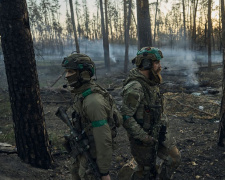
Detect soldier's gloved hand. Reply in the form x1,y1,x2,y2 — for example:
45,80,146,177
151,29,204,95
142,135,158,145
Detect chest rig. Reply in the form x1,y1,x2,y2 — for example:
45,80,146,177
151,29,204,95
139,82,162,138
125,78,163,141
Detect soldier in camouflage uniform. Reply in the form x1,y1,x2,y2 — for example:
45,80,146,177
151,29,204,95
61,53,121,180
121,47,181,180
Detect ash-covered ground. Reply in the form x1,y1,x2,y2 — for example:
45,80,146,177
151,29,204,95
0,57,225,180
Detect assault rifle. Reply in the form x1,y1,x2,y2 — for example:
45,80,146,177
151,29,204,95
55,106,101,180
150,105,167,143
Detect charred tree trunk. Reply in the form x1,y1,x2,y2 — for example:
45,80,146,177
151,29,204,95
0,0,52,168
219,49,225,147
69,0,80,53
222,0,225,49
218,0,225,147
124,0,132,73
136,0,152,49
208,0,212,68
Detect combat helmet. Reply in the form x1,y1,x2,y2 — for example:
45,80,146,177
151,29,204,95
62,53,95,77
62,53,95,87
132,47,163,70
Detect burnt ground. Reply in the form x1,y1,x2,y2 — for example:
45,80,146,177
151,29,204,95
0,60,225,180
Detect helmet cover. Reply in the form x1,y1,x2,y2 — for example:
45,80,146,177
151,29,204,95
132,47,163,69
62,53,95,77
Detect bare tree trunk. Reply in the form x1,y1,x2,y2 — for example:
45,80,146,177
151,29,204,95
222,0,225,49
104,0,110,71
69,0,80,53
182,0,187,50
153,0,159,45
219,0,222,51
192,0,198,50
100,0,110,70
208,0,212,68
124,0,132,73
0,0,52,168
75,0,81,39
131,9,137,33
110,19,113,42
212,28,215,51
96,1,100,40
124,0,127,45
136,0,152,49
218,0,225,147
205,22,207,50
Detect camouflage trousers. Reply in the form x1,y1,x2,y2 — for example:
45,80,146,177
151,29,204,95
70,155,96,180
156,144,181,180
130,139,157,180
119,139,181,180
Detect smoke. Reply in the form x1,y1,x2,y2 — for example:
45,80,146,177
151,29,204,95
161,49,200,86
32,38,223,87
38,38,138,63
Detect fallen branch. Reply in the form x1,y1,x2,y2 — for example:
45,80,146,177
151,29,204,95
0,149,17,154
166,98,215,117
0,143,17,154
43,100,70,104
199,101,220,107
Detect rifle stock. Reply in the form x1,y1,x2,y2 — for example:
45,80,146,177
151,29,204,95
55,106,101,180
55,106,73,128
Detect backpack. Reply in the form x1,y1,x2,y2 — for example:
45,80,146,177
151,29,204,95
79,84,122,138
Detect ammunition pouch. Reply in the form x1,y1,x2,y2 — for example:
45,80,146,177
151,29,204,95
143,105,162,135
143,105,151,130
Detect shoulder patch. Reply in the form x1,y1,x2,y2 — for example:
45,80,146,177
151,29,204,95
122,81,143,109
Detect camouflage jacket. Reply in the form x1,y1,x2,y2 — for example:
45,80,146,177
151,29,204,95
71,80,120,174
121,68,163,143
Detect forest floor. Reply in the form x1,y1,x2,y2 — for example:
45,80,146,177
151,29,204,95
0,60,225,180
